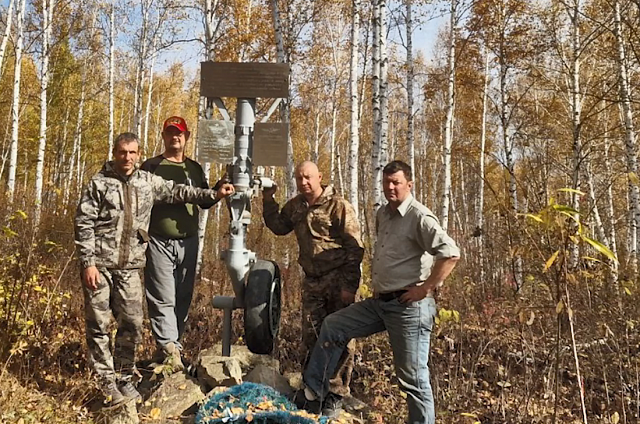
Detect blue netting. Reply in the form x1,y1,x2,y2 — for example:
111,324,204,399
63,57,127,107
195,382,329,424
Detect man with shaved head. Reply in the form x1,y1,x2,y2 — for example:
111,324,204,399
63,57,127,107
262,161,364,417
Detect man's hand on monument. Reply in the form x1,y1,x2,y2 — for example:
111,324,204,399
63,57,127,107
216,183,235,200
263,185,277,199
83,266,100,291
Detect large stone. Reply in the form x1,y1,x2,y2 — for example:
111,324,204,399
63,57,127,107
200,344,280,373
284,371,303,390
244,364,294,398
94,399,139,424
197,356,243,390
140,372,206,421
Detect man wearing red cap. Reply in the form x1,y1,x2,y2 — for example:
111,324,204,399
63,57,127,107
141,116,219,371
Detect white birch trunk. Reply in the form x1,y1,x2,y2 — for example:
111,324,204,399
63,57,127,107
108,2,115,160
133,0,151,136
0,0,15,75
378,0,388,179
63,75,86,209
476,50,489,288
330,107,337,183
371,0,382,212
603,131,620,292
568,0,582,269
34,0,54,225
586,160,606,245
142,53,156,159
614,0,640,277
271,0,295,198
406,0,415,187
440,0,457,231
196,0,222,275
348,0,360,213
7,0,26,202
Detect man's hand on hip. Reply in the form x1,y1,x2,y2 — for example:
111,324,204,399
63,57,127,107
399,284,434,304
83,266,100,291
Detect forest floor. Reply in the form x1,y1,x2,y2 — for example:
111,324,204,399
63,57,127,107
1,264,633,424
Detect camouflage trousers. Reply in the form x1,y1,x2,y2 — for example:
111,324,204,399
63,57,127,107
83,268,143,383
302,268,356,397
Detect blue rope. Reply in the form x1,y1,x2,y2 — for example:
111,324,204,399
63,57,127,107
196,382,328,424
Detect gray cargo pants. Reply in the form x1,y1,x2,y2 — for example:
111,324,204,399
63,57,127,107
144,234,199,350
83,268,143,382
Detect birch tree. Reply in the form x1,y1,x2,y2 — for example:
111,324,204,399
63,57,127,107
440,0,457,231
0,0,14,75
108,2,116,160
196,0,225,273
348,0,361,213
476,50,489,289
405,0,415,186
371,0,388,212
34,0,55,225
614,0,640,277
271,0,296,198
7,0,26,202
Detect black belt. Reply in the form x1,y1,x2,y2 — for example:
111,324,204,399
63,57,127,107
376,290,407,302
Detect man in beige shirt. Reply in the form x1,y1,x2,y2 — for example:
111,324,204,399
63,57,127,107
296,160,460,423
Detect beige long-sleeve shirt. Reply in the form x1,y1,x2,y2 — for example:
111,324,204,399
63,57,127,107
372,194,460,293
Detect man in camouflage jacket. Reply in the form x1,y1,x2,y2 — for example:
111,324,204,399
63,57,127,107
262,161,364,405
74,132,234,405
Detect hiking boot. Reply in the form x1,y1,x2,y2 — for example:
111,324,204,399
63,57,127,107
118,381,142,403
102,379,126,406
293,389,321,414
162,342,184,372
321,392,343,419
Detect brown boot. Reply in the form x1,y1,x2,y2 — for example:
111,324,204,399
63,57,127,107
162,342,184,373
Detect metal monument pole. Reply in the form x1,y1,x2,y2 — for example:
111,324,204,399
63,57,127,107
199,63,289,357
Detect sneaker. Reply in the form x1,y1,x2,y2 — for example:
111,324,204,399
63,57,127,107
321,392,343,418
162,342,184,372
118,381,142,402
102,379,126,406
293,389,321,414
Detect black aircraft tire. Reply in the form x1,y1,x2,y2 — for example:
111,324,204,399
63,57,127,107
244,260,281,354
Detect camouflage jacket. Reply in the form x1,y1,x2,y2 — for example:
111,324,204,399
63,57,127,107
74,161,220,270
263,185,364,293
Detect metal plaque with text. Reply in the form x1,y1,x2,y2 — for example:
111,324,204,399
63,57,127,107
200,62,290,98
253,123,289,167
196,119,235,163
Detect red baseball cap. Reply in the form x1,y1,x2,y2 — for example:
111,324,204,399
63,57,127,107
163,116,188,132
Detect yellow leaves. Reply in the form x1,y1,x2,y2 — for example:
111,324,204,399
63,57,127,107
149,407,162,419
522,213,543,223
518,310,535,326
581,235,618,263
544,250,559,272
10,340,28,356
557,188,585,196
3,226,18,238
612,411,620,424
460,412,481,423
629,172,640,186
556,300,564,315
178,384,187,390
437,308,460,325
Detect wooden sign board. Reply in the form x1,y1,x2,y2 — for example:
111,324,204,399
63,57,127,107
253,123,289,167
200,62,289,98
196,119,235,163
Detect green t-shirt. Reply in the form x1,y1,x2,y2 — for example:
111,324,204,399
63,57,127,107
143,157,210,239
